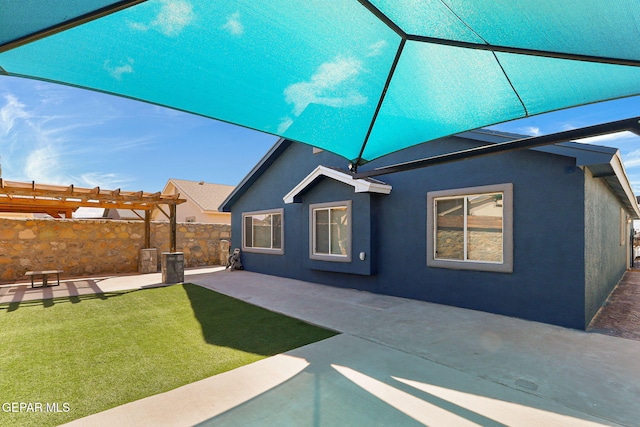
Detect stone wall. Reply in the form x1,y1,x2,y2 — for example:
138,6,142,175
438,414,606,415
435,229,502,262
0,218,230,282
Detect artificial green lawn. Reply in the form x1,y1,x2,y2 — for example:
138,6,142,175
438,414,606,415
0,284,338,426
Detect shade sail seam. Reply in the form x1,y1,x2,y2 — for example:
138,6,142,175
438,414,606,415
491,52,529,117
437,0,490,45
357,0,407,38
405,34,640,68
355,39,407,167
436,2,529,119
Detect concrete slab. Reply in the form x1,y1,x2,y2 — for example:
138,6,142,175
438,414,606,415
64,334,619,427
9,268,638,426
191,270,640,426
0,266,225,305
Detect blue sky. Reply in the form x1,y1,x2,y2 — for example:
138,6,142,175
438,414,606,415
2,74,640,200
0,76,279,191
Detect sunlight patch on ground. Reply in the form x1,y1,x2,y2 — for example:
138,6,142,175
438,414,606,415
393,377,609,427
332,365,480,426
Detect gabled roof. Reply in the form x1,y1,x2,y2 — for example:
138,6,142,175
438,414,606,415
453,134,640,219
164,179,234,213
220,138,292,212
220,131,640,218
283,165,392,204
102,208,145,220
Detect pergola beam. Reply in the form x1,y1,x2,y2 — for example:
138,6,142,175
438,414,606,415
0,180,185,219
0,198,158,211
0,179,185,259
0,179,185,206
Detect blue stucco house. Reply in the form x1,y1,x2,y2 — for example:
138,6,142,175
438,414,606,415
221,130,640,329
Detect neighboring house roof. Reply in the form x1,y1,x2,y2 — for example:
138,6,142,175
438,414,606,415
164,179,235,213
102,208,145,220
221,131,640,219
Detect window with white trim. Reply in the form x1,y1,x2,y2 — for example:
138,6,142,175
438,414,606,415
427,184,513,273
310,201,351,262
242,209,284,254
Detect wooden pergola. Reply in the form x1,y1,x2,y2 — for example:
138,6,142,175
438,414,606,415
0,179,186,252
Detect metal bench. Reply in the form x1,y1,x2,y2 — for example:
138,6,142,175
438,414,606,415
25,270,63,288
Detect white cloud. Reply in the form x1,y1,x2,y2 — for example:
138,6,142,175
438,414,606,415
620,148,640,169
24,145,67,184
519,126,541,136
0,80,143,194
0,94,30,136
575,131,638,145
130,0,194,37
367,40,388,57
277,117,293,134
222,12,244,36
104,58,135,80
78,172,133,189
128,21,149,32
284,56,367,117
153,0,195,37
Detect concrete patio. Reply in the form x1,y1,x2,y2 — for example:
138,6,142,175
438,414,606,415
3,268,640,426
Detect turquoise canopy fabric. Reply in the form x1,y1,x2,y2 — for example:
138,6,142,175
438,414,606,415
1,0,640,164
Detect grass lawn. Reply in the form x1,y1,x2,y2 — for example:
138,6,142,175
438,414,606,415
0,283,338,427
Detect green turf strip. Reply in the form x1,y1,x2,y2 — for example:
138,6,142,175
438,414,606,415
0,284,338,426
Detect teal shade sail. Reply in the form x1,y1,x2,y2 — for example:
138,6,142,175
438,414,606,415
0,0,143,48
1,0,640,165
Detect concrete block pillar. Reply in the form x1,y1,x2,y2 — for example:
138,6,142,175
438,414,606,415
139,248,158,274
219,240,230,265
161,252,184,284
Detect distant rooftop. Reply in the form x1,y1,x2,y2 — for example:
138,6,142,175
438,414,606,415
166,179,235,212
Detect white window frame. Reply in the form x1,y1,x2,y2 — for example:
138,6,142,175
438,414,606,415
427,183,513,273
242,208,284,255
309,200,352,262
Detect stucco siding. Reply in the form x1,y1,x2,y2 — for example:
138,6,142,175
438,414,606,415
584,168,629,327
231,138,589,328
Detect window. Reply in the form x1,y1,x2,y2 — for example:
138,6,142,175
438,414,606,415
310,201,351,262
427,184,513,273
185,216,196,223
242,209,284,254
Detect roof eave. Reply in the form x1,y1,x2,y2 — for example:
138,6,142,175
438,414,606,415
220,138,292,211
602,152,640,219
283,165,392,204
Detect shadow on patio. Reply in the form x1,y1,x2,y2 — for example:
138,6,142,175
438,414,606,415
0,279,126,312
193,334,612,427
182,283,338,357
